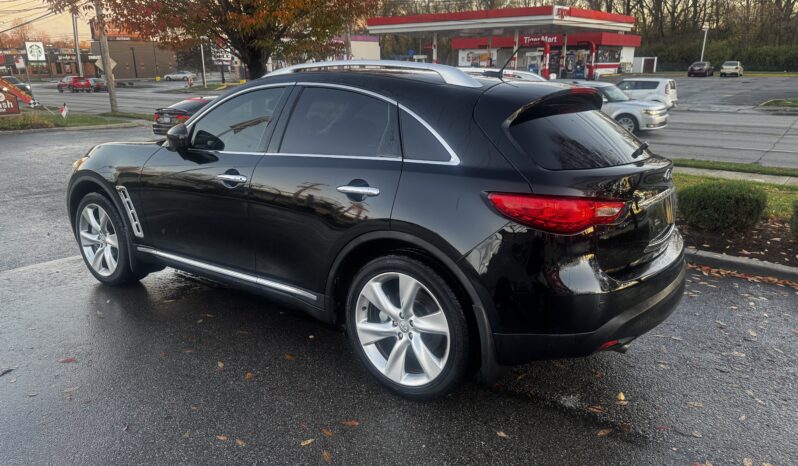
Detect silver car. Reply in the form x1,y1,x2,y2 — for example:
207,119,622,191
567,80,668,133
163,71,197,81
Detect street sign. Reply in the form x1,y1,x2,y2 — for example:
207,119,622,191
94,57,117,73
0,92,21,115
14,56,26,70
408,48,415,57
25,42,46,62
212,47,232,65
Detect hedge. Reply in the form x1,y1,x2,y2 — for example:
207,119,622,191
678,181,767,231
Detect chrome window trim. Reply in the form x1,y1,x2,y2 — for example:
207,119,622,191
186,82,296,129
115,186,144,238
265,152,400,162
136,246,317,301
398,104,461,166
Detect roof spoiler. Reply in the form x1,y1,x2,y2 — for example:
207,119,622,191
507,87,603,126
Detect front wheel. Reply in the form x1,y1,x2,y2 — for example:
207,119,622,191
75,192,146,285
346,255,469,400
615,114,639,133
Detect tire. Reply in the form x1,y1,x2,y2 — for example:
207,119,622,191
615,114,639,133
183,77,188,81
166,76,172,81
74,192,146,285
720,73,725,77
345,255,469,400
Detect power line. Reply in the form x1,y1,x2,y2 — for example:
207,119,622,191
0,11,55,34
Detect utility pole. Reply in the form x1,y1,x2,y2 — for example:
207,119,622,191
72,14,83,76
94,0,118,112
700,24,709,62
199,36,207,88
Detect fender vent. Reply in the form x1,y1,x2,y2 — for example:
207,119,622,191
116,186,144,238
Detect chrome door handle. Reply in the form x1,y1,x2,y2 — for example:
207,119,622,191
337,185,380,197
217,174,248,184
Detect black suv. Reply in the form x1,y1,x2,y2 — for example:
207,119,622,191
67,61,685,400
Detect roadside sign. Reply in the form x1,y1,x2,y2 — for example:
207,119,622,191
95,57,117,73
0,92,21,115
14,56,26,70
25,42,46,62
212,47,232,65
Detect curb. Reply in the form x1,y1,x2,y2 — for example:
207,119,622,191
0,121,150,135
685,247,798,282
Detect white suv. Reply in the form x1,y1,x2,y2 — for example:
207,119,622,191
616,78,678,109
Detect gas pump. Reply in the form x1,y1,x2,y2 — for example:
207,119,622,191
523,43,551,79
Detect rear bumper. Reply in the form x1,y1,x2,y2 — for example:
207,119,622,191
488,231,686,365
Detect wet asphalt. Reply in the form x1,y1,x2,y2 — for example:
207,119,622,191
1,127,797,465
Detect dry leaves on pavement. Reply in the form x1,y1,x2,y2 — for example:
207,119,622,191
244,372,254,381
322,428,333,437
340,420,360,427
322,450,333,463
216,435,228,441
300,439,315,447
596,428,612,437
59,357,77,363
496,431,509,439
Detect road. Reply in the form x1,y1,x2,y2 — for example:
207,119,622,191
1,127,797,464
25,75,798,169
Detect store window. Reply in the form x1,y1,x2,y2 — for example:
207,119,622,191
596,47,622,63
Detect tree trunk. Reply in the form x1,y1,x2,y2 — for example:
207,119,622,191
94,0,118,113
241,48,266,79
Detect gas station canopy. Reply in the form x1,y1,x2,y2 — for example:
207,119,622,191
367,5,635,35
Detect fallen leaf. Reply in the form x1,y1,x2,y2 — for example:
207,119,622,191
739,415,747,421
122,424,129,432
300,438,315,447
587,405,606,414
671,336,684,341
341,419,360,427
687,402,704,409
284,353,296,361
196,319,204,324
691,431,702,438
59,357,78,363
655,425,670,431
217,361,225,370
762,463,774,466
616,392,626,402
321,427,333,437
748,330,757,337
743,459,753,466
322,450,332,464
596,428,612,437
216,435,228,441
181,431,191,439
496,431,509,439
244,372,254,381
235,439,246,447
619,423,632,433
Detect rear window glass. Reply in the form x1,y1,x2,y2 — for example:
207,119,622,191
170,99,212,112
509,110,648,170
637,81,659,90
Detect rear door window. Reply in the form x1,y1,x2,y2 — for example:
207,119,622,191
637,81,659,90
508,110,648,170
280,87,399,158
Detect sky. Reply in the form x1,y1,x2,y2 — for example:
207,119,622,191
0,0,93,44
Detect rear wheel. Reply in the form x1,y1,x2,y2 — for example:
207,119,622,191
346,255,469,400
75,193,146,285
615,114,639,133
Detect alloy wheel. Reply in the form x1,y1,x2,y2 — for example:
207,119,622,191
617,116,636,133
78,203,119,277
354,272,451,386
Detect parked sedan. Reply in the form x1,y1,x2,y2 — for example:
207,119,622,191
687,61,714,77
67,61,684,400
57,76,92,92
88,78,107,92
720,61,744,77
568,80,669,133
616,78,678,108
163,71,197,81
152,97,215,135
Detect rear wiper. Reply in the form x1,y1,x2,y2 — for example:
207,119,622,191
631,141,649,158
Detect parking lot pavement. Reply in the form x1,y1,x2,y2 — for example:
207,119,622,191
670,75,798,107
1,255,796,465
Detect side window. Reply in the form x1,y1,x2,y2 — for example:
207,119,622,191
616,81,634,91
399,110,451,162
639,81,659,90
191,87,284,152
280,87,399,158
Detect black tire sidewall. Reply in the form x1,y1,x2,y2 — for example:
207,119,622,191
345,255,469,400
74,192,134,285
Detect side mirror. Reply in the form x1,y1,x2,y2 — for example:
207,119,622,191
602,97,609,104
166,123,189,151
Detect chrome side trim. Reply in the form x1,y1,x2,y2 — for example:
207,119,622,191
264,152,400,162
186,82,296,129
296,82,397,105
115,186,144,238
398,104,462,166
638,187,675,209
268,60,483,88
137,246,317,301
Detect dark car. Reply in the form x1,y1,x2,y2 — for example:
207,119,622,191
687,61,713,77
66,61,685,400
57,76,92,92
88,78,107,92
152,97,215,135
1,75,32,96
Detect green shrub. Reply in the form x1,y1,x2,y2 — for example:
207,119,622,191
678,181,767,231
790,201,798,240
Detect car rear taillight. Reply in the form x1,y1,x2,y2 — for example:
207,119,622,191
665,85,670,95
175,114,189,122
154,113,159,121
487,193,625,234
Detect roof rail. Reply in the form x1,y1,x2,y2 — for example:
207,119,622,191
265,60,483,88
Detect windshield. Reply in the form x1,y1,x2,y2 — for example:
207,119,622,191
723,61,737,66
691,62,707,67
600,85,630,102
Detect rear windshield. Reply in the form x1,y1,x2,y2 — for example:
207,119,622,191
169,99,211,112
723,61,738,66
509,110,649,170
